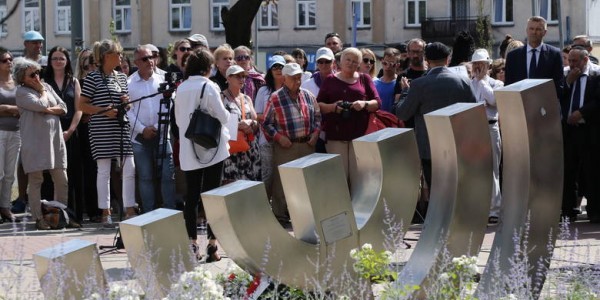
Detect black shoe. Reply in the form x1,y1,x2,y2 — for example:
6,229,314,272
10,197,27,214
206,244,221,263
278,219,292,230
488,216,499,225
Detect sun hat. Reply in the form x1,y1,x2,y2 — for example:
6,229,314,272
470,48,493,64
282,63,303,76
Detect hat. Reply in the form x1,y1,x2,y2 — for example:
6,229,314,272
268,55,286,69
226,65,247,77
315,47,334,61
470,48,493,64
23,31,44,41
187,34,209,48
145,44,159,53
425,42,451,60
282,63,303,76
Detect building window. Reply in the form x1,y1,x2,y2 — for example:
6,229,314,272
540,0,558,24
170,0,191,31
405,0,426,27
211,0,228,31
113,0,131,33
56,0,71,34
0,0,7,36
351,0,371,28
23,0,40,32
492,0,513,24
296,0,316,28
259,2,278,29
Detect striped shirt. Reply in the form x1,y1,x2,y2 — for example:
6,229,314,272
81,70,133,159
262,86,321,142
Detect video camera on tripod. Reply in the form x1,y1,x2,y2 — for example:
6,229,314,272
158,71,183,98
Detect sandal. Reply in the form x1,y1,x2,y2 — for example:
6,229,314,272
206,244,221,263
191,243,204,261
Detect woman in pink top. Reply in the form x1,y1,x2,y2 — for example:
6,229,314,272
316,47,381,183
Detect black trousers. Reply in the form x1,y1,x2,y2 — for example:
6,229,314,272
183,161,223,240
562,124,596,217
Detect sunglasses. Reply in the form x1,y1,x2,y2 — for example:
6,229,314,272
138,55,154,62
28,70,41,78
179,46,192,52
235,55,251,61
326,32,340,39
381,61,396,67
0,58,12,63
362,58,375,64
231,74,247,80
317,60,332,65
271,64,284,70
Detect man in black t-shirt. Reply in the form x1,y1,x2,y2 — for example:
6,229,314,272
392,38,427,126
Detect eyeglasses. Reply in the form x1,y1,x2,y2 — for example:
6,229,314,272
235,55,251,61
271,65,284,70
0,58,12,63
326,32,340,39
178,46,192,52
362,58,375,64
51,57,67,61
28,70,40,78
382,61,396,67
317,60,332,65
138,56,154,62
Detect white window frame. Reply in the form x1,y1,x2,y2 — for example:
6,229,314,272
296,0,316,28
0,0,7,37
170,0,192,31
210,0,228,31
259,2,278,29
540,0,558,24
113,0,131,33
351,0,371,28
405,0,426,27
492,0,513,25
55,0,71,34
22,0,41,32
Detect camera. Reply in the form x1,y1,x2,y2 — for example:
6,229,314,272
158,71,183,97
337,101,352,120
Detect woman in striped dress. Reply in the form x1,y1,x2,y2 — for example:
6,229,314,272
78,39,136,227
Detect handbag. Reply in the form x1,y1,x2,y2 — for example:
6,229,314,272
225,90,251,154
185,83,222,149
365,109,403,134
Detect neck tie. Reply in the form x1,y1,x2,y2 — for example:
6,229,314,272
529,48,537,78
570,76,582,113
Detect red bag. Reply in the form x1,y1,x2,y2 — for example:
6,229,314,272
365,110,403,134
226,91,252,154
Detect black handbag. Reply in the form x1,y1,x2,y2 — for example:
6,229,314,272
184,82,222,149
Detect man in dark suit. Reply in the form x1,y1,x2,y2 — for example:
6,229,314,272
505,16,564,95
560,46,600,222
396,42,476,189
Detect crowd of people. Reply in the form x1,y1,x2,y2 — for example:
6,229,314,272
0,14,598,262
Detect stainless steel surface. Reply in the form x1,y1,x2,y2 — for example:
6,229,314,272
119,208,194,298
476,79,563,297
396,103,493,293
351,128,421,250
33,239,105,299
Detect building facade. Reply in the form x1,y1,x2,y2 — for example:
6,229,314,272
0,0,596,62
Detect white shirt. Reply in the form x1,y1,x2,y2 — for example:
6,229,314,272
254,86,274,146
127,71,166,143
175,76,231,170
471,75,504,121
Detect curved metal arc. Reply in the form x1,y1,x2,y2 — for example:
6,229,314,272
351,128,421,250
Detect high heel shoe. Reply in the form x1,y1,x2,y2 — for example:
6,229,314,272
206,244,221,263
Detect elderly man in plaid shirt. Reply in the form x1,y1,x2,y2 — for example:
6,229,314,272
262,63,321,228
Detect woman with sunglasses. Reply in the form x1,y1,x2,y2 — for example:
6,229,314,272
254,55,286,199
13,57,68,230
78,39,136,227
233,46,265,102
166,39,192,77
0,48,21,223
44,46,85,222
316,47,381,183
359,48,377,78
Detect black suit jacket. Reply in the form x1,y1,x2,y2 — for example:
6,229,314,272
560,75,600,124
505,44,564,96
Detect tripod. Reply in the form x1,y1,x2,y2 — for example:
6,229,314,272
98,228,125,255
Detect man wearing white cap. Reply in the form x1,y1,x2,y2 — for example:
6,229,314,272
470,48,504,224
263,63,322,228
301,47,335,97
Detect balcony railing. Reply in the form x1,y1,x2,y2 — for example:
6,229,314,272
421,16,490,46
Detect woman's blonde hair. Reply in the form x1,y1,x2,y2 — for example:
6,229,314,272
92,39,123,67
360,48,377,77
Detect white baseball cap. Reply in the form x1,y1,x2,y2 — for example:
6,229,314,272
315,47,334,61
226,65,247,77
282,63,303,76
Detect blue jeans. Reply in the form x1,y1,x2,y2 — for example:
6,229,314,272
132,142,176,212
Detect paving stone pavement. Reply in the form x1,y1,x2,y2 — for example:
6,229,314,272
0,212,598,299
